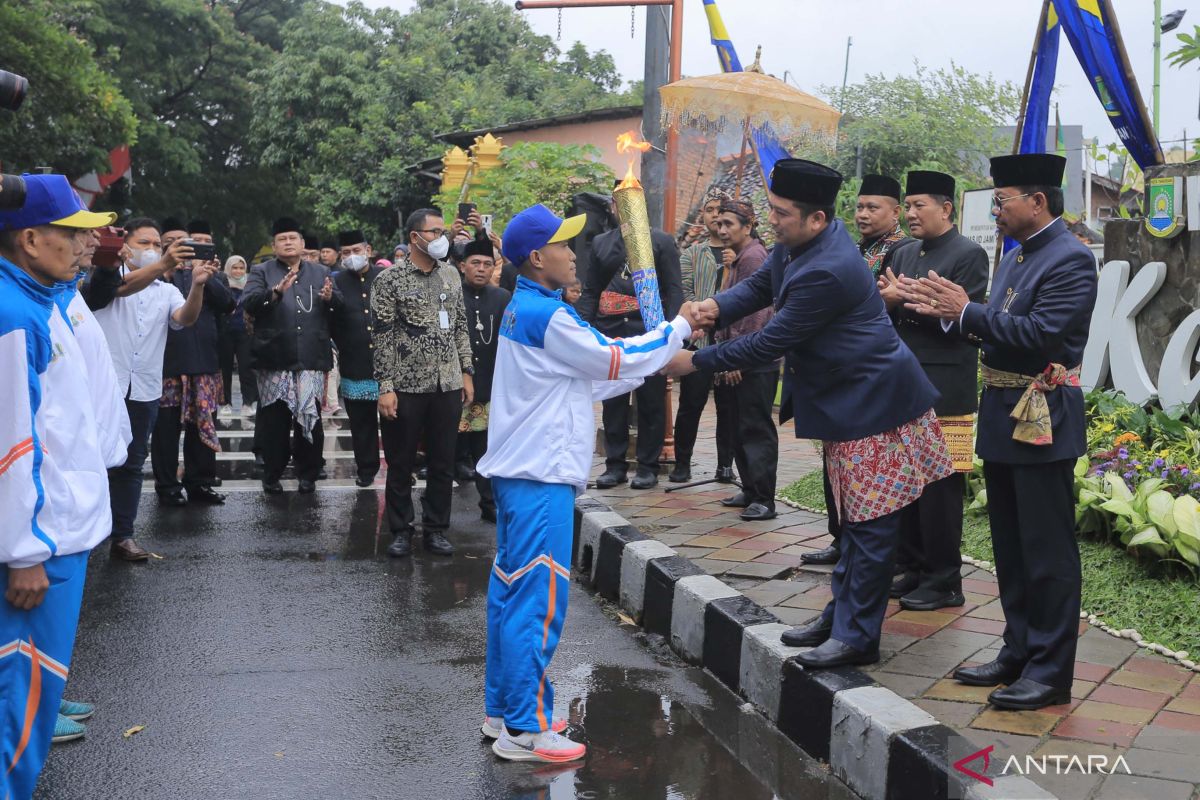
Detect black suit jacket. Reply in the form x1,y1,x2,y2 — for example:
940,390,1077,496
242,259,342,371
329,266,383,381
889,227,988,416
577,228,683,338
162,269,235,377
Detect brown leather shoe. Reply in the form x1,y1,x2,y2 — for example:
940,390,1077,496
110,538,150,562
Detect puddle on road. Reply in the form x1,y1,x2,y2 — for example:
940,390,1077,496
484,665,795,800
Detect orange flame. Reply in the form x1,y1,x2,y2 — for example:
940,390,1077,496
615,130,650,191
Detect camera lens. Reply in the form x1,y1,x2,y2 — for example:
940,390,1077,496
0,174,27,211
0,70,28,112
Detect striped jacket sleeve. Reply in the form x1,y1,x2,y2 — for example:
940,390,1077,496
0,327,51,568
544,306,690,383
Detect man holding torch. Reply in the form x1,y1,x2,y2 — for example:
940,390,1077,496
664,159,954,670
477,201,697,763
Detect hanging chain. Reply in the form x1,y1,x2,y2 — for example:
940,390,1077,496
630,5,636,39
557,7,562,40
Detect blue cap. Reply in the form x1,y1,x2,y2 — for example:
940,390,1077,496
0,174,116,232
501,204,586,267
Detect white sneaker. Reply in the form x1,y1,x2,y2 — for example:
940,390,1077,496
243,405,256,418
492,728,586,763
481,715,567,739
218,404,233,416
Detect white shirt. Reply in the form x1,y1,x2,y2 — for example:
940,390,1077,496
93,265,186,402
477,277,690,490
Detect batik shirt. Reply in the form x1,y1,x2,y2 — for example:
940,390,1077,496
859,224,912,278
370,256,472,395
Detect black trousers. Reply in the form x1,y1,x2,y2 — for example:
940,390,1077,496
218,329,257,407
343,399,381,481
602,374,667,473
258,399,324,482
823,453,843,541
458,430,494,510
150,404,217,493
381,389,460,534
818,505,905,652
984,459,1080,689
896,473,966,593
713,370,779,506
672,367,732,469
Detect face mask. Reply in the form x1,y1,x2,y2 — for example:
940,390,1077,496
420,235,450,261
342,254,369,272
128,247,161,269
228,274,247,288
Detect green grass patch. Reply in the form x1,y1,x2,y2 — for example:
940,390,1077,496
781,469,1200,655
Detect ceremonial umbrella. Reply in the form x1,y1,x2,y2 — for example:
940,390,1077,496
658,52,840,199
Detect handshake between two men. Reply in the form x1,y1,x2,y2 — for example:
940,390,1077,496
661,299,721,378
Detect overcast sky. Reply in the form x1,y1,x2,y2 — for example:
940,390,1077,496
359,0,1199,159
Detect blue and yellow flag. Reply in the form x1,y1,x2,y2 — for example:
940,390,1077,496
701,0,790,182
1022,1,1163,168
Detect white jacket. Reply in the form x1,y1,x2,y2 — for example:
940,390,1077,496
0,260,118,567
477,276,690,490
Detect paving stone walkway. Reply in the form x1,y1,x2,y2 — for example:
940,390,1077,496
591,406,1200,800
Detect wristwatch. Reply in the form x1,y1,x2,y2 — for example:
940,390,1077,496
462,366,476,376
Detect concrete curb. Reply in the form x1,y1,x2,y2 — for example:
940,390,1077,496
572,495,1059,800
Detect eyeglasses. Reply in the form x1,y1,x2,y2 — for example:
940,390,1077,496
991,193,1033,210
415,228,446,238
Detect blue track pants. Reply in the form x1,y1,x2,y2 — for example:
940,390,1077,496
484,478,573,733
1,551,88,800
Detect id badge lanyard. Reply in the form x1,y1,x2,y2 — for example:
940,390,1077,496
438,292,450,329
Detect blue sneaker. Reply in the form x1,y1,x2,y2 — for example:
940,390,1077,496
59,699,94,721
52,714,86,744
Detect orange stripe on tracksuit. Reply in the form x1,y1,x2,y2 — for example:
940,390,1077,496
484,478,573,734
1,551,88,800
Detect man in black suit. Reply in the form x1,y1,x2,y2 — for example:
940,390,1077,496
901,154,1097,710
879,171,988,611
578,193,683,490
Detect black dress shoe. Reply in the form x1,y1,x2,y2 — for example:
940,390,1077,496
889,572,919,598
297,479,316,494
668,463,691,483
262,479,284,495
594,469,627,489
800,544,840,565
988,677,1071,710
793,638,879,669
953,659,1024,687
630,470,658,490
157,489,187,507
899,588,966,612
188,485,226,505
720,491,749,508
780,618,833,647
423,530,455,556
317,468,328,481
454,463,477,483
714,466,736,483
480,506,497,523
355,475,375,488
388,531,413,558
417,466,429,480
207,477,223,487
740,502,777,521
251,454,265,480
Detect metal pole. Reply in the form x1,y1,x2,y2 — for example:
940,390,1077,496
1154,0,1162,135
838,37,853,112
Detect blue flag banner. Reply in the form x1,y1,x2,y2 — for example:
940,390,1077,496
1049,0,1163,168
1020,4,1062,156
701,0,790,182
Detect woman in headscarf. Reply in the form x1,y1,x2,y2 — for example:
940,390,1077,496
218,255,257,416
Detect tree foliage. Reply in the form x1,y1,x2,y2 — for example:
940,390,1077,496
434,141,615,232
0,0,137,176
250,0,638,245
1167,25,1200,68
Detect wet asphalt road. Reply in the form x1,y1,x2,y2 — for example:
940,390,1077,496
35,482,849,800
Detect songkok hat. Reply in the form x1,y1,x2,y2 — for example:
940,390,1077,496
303,233,319,250
270,217,302,237
186,219,211,235
161,216,186,234
905,171,956,199
462,237,495,260
989,154,1066,189
769,159,843,207
859,174,901,202
337,230,366,248
0,174,116,231
320,240,337,251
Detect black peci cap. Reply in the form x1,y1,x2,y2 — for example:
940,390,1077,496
186,218,211,235
270,217,302,236
859,174,901,201
161,216,186,234
905,170,956,199
769,159,843,207
337,230,366,248
989,154,1067,189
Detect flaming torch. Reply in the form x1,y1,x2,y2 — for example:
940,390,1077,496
613,131,664,331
